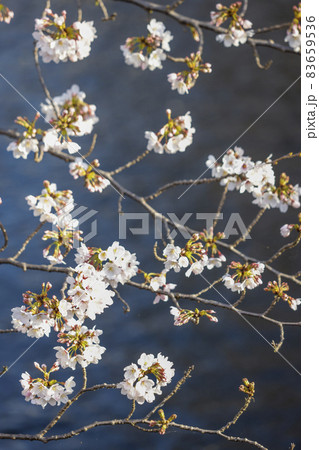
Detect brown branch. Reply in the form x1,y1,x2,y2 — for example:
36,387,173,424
144,177,220,201
254,22,291,35
0,129,20,139
113,0,298,55
232,208,266,248
218,395,254,433
0,329,18,334
11,221,46,261
213,181,229,229
39,367,88,437
250,42,272,70
144,365,194,420
109,149,151,176
112,288,130,312
266,234,301,265
33,45,59,118
0,222,8,253
82,133,98,159
272,152,301,165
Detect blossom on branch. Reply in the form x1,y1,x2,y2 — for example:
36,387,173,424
69,158,110,192
170,307,218,326
20,362,75,408
41,84,99,137
163,229,225,277
54,325,106,369
223,261,264,292
12,282,64,337
285,4,301,52
0,3,14,23
265,280,301,311
117,352,174,405
25,180,75,223
167,52,212,95
211,2,254,48
33,9,97,63
121,19,173,71
206,148,300,212
74,242,140,288
145,109,195,154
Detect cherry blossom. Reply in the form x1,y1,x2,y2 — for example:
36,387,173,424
11,282,64,337
25,180,74,224
0,4,14,23
121,19,173,71
206,148,300,212
285,4,301,52
211,2,254,48
265,280,301,311
170,307,218,326
163,229,225,277
41,84,99,137
20,362,75,408
74,242,139,288
167,52,212,95
223,261,264,293
54,325,106,370
69,158,110,192
145,109,195,154
117,352,174,405
33,9,97,63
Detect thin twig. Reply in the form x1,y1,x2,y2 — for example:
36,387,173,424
109,149,151,176
232,208,266,248
39,367,88,437
144,365,194,420
33,45,59,118
82,133,97,159
11,222,46,261
213,181,229,229
0,222,8,253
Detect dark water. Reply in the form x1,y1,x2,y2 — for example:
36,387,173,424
0,1,300,449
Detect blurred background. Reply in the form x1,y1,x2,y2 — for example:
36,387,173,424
0,0,300,448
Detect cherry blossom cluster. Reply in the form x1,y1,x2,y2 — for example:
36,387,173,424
20,362,75,409
140,270,176,304
42,213,82,265
280,213,301,238
206,148,300,212
26,180,74,224
41,84,99,138
12,282,63,338
170,307,218,326
145,109,195,154
0,3,13,23
7,114,42,159
33,9,97,63
285,4,301,53
264,280,301,311
54,325,106,370
167,52,212,95
253,172,300,212
223,261,265,293
74,242,140,288
121,19,173,71
163,229,226,277
210,2,254,48
117,353,174,405
69,157,110,192
63,262,114,321
6,108,82,159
